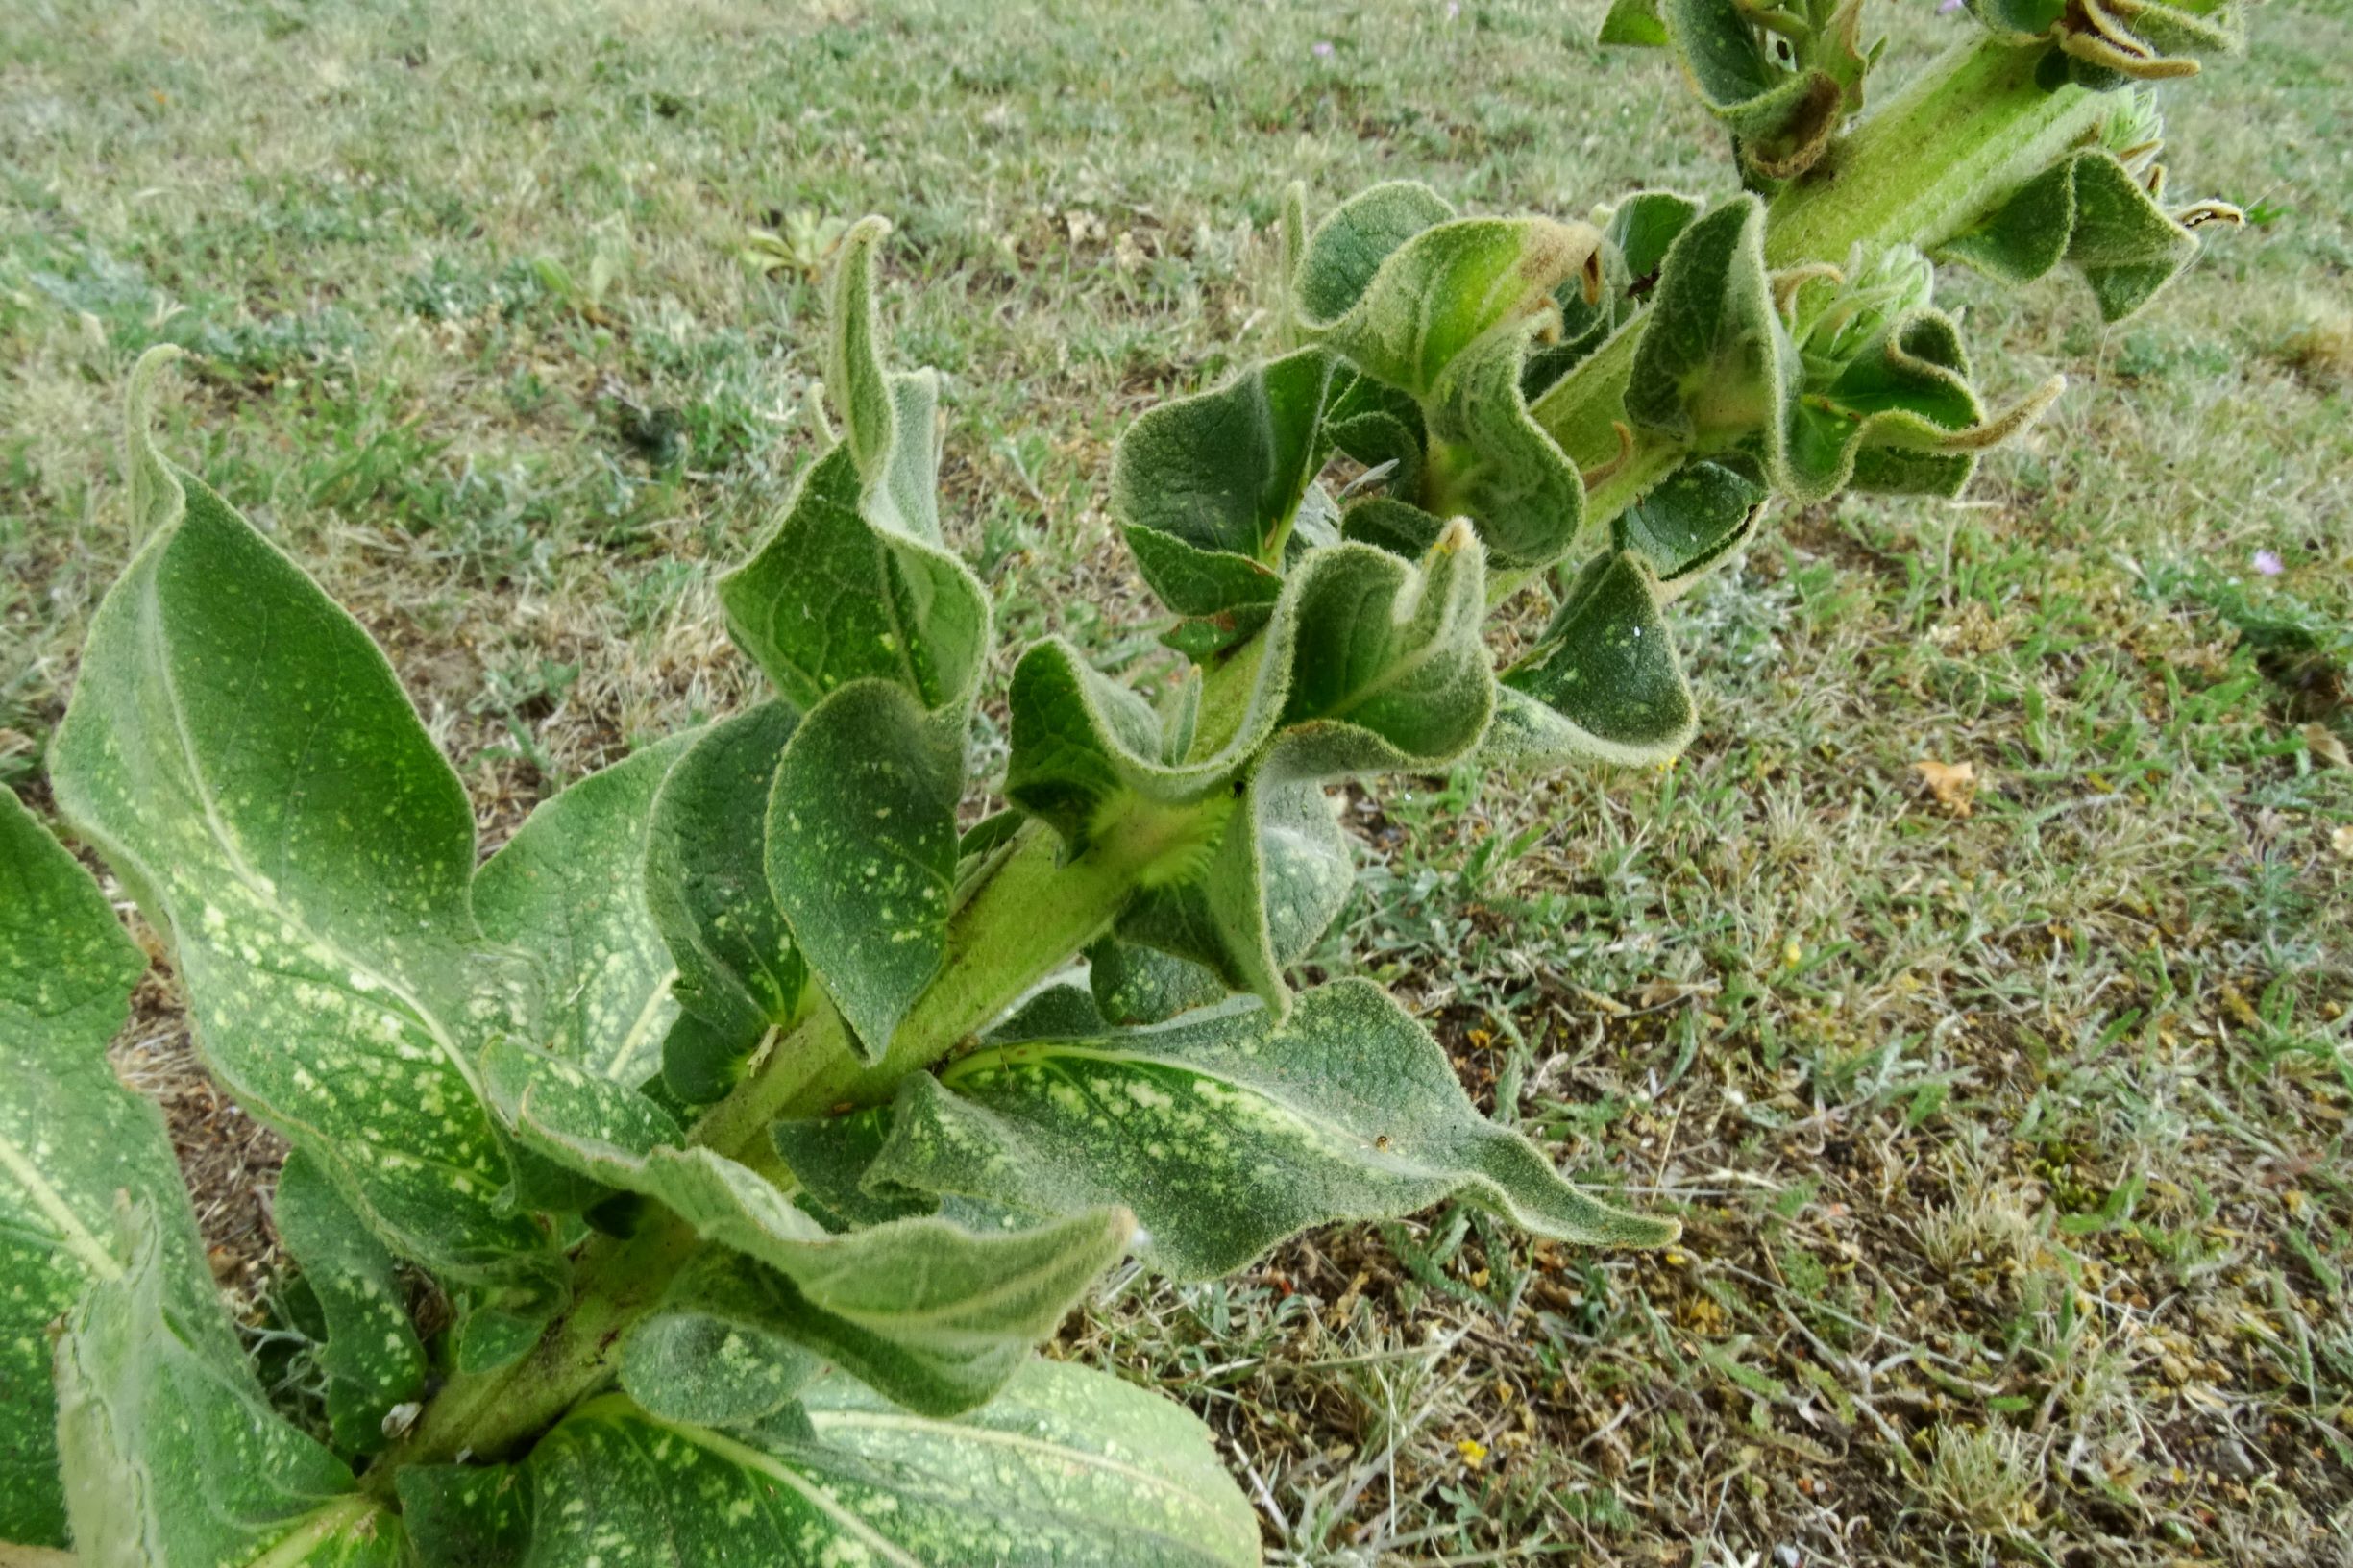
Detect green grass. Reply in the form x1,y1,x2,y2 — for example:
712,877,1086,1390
6,0,2351,1561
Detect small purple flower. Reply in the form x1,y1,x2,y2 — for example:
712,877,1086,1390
2253,549,2285,576
1312,38,1335,58
1937,0,1964,12
1446,2,1460,17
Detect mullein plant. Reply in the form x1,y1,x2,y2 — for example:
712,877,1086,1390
3,4,2244,1561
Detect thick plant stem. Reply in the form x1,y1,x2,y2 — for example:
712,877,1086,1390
375,821,1156,1479
366,1210,701,1487
1761,37,2107,266
691,823,1147,1161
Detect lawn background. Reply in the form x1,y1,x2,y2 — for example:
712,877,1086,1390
4,0,2350,1561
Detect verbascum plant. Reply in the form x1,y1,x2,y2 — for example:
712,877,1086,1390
5,8,2243,1561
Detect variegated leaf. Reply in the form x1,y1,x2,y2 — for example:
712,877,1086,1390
767,679,964,1062
1495,551,1696,769
394,1464,532,1568
621,1250,821,1429
645,702,808,1102
869,980,1677,1281
520,1362,1257,1567
1612,457,1768,594
716,222,987,716
54,1205,405,1566
476,735,697,1086
0,788,209,1549
50,348,554,1283
273,1151,426,1458
1112,346,1337,618
719,223,987,1066
1087,936,1231,1027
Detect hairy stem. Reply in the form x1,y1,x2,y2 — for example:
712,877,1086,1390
365,1209,701,1488
692,822,1148,1159
376,820,1159,1478
1761,37,2106,266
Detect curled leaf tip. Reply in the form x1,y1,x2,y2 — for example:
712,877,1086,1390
2176,200,2244,231
124,344,189,548
1579,421,1638,490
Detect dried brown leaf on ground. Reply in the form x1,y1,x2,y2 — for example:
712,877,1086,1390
1912,756,1978,817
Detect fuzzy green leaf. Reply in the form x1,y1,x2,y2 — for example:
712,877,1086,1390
768,680,963,1062
621,1253,821,1429
1323,368,1428,500
1272,530,1495,766
1939,147,2207,323
1624,198,1788,451
1113,346,1338,616
1113,766,1354,1009
1340,495,1451,559
452,1280,567,1377
1298,201,1604,402
870,980,1676,1281
1657,0,1854,179
395,1464,532,1568
772,1106,943,1231
717,439,987,714
1424,322,1586,569
520,1360,1258,1568
50,352,553,1282
273,1151,426,1458
1525,190,1705,403
1004,638,1240,856
645,702,808,1101
1613,457,1768,593
1607,191,1707,284
476,736,695,1086
1115,529,1492,1007
828,216,939,541
1124,527,1287,621
1628,201,2056,503
483,1041,1133,1414
1088,936,1231,1026
1497,551,1696,769
1291,181,1458,332
0,789,210,1549
1788,292,2061,502
54,1204,406,1566
722,233,990,1065
1787,312,1973,497
1597,0,1670,46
